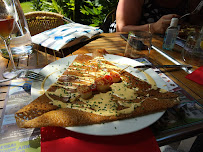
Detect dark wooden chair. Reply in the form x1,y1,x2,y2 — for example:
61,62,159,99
100,8,116,33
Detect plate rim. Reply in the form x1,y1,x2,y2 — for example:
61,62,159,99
31,54,166,136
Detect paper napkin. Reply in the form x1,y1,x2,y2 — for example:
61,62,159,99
185,66,203,85
41,126,160,152
31,23,103,51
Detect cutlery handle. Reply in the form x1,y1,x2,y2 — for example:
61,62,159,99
156,65,192,69
134,64,192,69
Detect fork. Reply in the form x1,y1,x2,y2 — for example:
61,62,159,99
24,71,45,81
179,1,203,20
0,70,45,83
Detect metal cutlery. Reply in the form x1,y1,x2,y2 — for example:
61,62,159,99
0,70,45,83
25,71,45,81
179,1,203,20
134,64,192,69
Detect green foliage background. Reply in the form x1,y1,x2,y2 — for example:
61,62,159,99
30,0,118,27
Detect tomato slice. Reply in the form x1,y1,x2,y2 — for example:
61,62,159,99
104,75,113,84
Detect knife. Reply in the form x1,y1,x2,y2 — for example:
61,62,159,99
134,64,192,69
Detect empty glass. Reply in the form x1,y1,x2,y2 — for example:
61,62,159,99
124,31,152,58
182,27,203,67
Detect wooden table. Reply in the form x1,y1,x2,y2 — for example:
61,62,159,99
0,32,203,146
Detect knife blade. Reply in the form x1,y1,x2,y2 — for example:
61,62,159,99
134,64,192,69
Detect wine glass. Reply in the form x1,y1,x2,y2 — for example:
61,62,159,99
124,31,152,58
181,28,203,67
0,0,20,79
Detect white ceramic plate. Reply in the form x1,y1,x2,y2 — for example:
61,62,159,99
31,54,167,136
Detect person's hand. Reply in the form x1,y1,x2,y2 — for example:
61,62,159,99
151,14,179,34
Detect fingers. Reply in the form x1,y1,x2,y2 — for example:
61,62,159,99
163,14,179,19
163,19,171,25
162,14,179,24
153,14,179,34
162,14,179,26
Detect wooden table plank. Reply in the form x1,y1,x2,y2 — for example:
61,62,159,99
0,85,8,118
1,32,202,109
0,32,202,146
149,49,203,101
81,33,203,102
152,35,200,69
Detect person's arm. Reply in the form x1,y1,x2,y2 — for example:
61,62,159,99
116,0,178,34
116,0,144,32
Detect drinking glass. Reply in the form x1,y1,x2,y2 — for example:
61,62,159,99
0,0,32,60
0,0,19,79
124,31,152,58
181,28,203,67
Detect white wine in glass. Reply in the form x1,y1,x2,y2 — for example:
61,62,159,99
0,0,19,79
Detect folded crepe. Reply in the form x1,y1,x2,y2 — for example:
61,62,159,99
15,49,179,128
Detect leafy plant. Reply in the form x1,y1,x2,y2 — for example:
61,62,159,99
40,0,64,14
31,0,43,11
30,0,119,28
80,1,104,26
80,0,118,27
20,1,34,13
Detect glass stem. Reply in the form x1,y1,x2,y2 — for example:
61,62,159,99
3,38,17,71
